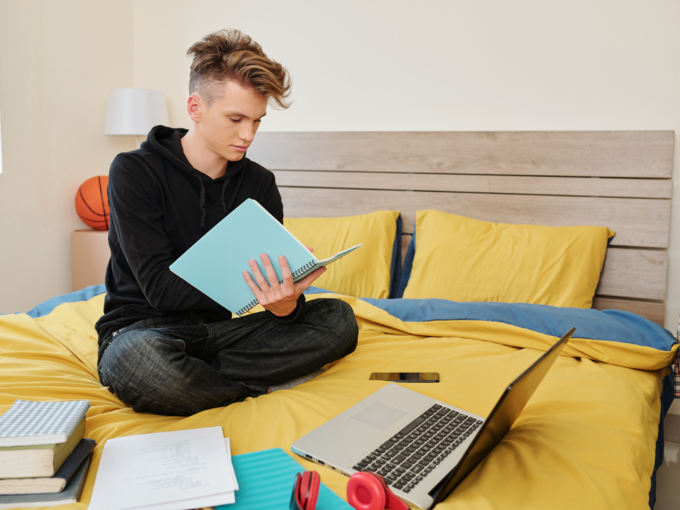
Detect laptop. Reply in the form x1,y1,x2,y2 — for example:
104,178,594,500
291,328,575,509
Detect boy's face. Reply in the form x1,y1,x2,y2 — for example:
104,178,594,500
191,80,268,162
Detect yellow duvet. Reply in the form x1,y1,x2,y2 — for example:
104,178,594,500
0,291,676,509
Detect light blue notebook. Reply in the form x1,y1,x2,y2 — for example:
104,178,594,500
169,199,361,316
216,448,351,510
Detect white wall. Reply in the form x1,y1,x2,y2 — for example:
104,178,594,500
133,0,680,331
1,0,679,333
0,0,135,313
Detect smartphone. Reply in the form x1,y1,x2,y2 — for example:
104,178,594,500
369,372,439,383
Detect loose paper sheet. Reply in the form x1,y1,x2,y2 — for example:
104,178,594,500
89,427,236,510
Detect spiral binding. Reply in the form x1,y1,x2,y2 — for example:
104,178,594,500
237,298,259,317
236,260,316,316
292,261,316,279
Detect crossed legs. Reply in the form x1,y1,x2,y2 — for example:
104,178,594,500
98,298,358,416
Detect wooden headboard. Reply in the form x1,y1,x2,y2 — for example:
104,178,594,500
247,131,674,325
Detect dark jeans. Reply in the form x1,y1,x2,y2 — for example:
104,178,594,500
98,298,358,416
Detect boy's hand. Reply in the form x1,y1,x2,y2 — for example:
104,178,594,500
243,252,326,317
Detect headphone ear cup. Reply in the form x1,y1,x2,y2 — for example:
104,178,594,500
347,472,387,510
306,471,320,510
298,471,310,507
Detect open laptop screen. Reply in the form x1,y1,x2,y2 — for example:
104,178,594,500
428,328,575,508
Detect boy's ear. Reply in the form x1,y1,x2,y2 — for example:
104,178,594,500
187,93,203,122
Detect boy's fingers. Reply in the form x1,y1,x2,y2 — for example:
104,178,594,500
249,259,271,294
243,271,264,302
278,256,296,297
261,253,289,302
260,253,281,289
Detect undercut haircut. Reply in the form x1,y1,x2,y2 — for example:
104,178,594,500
187,29,291,109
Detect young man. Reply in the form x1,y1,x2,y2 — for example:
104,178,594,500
95,29,358,417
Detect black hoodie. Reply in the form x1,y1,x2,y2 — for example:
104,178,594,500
95,126,305,347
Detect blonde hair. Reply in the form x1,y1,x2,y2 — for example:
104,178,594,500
187,29,291,108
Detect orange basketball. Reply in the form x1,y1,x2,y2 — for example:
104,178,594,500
75,176,110,230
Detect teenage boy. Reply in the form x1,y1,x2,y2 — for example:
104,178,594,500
95,29,358,417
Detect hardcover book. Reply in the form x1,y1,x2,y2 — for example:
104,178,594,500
0,438,95,495
170,199,361,316
0,454,91,509
0,416,86,479
0,400,90,447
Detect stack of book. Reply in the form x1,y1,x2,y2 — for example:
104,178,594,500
0,400,95,509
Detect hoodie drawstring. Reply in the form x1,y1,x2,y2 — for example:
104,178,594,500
198,178,207,230
221,161,247,214
221,179,230,214
199,160,247,229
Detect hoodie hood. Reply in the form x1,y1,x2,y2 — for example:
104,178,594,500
141,125,248,230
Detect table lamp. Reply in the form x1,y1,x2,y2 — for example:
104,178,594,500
104,88,169,148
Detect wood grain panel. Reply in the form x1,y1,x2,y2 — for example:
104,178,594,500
251,131,674,177
597,249,667,300
592,298,666,325
280,188,671,248
273,170,672,199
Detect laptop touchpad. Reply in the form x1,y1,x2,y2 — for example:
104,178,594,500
351,401,408,430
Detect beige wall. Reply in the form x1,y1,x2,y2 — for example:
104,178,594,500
1,0,679,333
0,0,135,313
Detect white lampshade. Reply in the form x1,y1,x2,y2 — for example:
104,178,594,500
104,88,169,136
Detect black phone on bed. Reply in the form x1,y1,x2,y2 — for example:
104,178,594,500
369,372,440,383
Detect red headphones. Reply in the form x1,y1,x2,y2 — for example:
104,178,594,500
347,471,410,510
291,469,409,510
290,471,320,510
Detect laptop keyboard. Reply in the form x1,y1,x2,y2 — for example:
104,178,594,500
352,404,482,493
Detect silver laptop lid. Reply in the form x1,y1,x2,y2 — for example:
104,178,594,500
427,327,574,508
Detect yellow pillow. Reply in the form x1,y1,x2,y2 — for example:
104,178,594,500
401,210,614,308
284,211,400,299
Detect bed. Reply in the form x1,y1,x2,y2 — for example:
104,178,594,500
1,130,677,509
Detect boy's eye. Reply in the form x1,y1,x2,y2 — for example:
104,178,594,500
229,118,241,123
